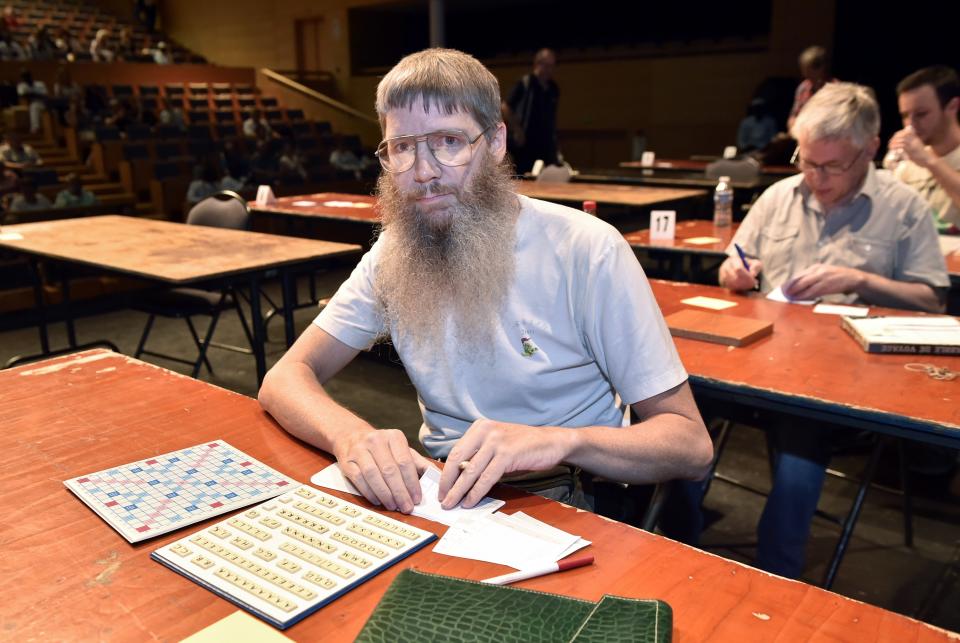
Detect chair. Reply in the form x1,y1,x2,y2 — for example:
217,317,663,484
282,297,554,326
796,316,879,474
705,158,760,182
133,191,255,378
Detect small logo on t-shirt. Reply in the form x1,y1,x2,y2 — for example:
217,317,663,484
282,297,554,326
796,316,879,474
515,322,541,357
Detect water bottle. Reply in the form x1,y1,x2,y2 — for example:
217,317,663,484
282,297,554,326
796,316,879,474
713,176,733,228
882,148,904,171
582,200,597,216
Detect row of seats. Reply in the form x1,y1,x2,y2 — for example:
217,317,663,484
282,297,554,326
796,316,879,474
94,116,325,143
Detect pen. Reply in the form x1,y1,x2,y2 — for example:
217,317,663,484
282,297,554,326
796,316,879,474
480,554,594,585
734,243,751,271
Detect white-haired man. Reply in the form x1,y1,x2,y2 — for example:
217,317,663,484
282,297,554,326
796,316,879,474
259,48,712,515
717,82,948,578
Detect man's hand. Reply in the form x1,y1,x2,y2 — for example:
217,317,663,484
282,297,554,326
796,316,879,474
438,419,575,510
335,429,430,514
888,126,935,168
782,263,865,301
719,256,763,291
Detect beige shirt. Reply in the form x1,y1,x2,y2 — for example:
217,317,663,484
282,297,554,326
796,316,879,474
894,143,960,228
729,165,949,305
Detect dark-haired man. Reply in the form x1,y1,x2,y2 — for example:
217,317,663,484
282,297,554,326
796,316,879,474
888,65,960,232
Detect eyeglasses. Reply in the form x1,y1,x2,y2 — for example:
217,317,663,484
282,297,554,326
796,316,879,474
791,146,866,176
375,127,490,173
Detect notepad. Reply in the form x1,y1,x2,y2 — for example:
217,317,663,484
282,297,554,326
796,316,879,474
665,309,773,347
682,236,723,245
681,296,737,311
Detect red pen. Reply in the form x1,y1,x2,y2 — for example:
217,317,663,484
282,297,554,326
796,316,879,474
479,554,594,585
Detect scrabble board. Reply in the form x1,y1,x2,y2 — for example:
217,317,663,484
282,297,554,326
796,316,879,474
152,484,437,629
64,441,296,543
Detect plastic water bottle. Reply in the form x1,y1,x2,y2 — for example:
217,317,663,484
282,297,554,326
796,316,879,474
582,200,597,216
713,176,733,227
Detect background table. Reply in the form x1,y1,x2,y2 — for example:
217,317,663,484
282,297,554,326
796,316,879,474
0,215,360,382
250,192,380,249
1,349,953,641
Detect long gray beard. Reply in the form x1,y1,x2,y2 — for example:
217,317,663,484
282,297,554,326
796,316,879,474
373,153,519,361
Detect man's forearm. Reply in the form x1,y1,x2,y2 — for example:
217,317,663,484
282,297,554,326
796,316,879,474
858,273,944,312
564,415,712,484
927,157,960,212
258,360,376,456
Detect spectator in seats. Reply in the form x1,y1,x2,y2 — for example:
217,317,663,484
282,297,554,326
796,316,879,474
249,138,280,184
186,164,220,205
278,140,307,183
158,97,186,131
220,162,247,192
243,108,273,141
52,27,82,60
737,97,778,153
7,177,51,212
90,28,114,62
219,139,250,182
50,67,82,127
330,137,373,179
17,69,48,134
888,65,960,233
104,99,132,134
502,48,560,174
0,29,26,61
27,25,57,61
2,5,19,30
54,173,97,208
787,45,834,132
0,132,42,170
115,27,137,61
143,40,169,65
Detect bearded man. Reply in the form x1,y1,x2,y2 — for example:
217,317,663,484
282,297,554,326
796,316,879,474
258,48,712,514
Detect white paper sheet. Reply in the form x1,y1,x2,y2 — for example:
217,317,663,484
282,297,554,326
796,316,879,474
291,200,317,207
412,466,504,526
681,296,737,310
682,236,723,245
309,463,504,526
767,286,817,305
0,232,24,241
813,303,869,317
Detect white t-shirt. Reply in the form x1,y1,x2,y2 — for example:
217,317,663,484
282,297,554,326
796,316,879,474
894,143,960,229
315,195,687,458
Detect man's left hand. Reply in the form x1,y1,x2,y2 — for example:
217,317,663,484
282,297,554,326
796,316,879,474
783,263,865,300
438,419,574,510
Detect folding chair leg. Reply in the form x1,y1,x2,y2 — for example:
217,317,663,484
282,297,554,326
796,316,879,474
898,440,914,548
186,314,219,378
822,438,885,589
641,482,672,532
700,419,732,499
135,314,156,358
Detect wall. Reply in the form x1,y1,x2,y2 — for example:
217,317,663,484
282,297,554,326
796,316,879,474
159,0,835,162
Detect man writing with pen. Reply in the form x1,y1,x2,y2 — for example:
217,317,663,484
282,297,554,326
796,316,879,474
258,48,712,515
713,82,948,578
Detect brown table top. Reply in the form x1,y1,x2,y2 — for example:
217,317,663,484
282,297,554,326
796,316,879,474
944,249,960,279
0,215,361,284
250,192,381,224
620,158,798,175
624,220,739,256
514,181,706,207
651,280,960,441
2,349,954,642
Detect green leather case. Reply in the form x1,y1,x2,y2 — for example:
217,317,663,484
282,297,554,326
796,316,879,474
354,569,672,643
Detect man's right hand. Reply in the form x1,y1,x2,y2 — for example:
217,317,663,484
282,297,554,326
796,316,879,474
334,429,430,514
719,256,763,291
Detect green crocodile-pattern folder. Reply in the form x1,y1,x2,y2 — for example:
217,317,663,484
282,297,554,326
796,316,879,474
354,569,672,643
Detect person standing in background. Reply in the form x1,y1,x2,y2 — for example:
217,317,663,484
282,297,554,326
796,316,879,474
502,48,560,174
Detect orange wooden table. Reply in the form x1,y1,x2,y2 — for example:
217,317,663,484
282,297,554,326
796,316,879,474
624,220,737,283
1,349,953,641
514,180,706,209
250,192,380,249
619,158,798,176
651,280,960,446
0,216,360,382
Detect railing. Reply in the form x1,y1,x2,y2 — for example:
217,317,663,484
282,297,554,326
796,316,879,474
261,68,378,126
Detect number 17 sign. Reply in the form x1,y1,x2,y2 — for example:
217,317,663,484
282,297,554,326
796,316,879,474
649,210,676,241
